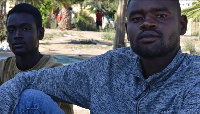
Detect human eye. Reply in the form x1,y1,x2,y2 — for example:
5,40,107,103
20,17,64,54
21,24,32,31
22,26,31,31
156,14,167,18
7,28,15,34
131,17,144,23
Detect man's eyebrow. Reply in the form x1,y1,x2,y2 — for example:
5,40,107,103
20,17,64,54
19,23,32,27
129,10,143,17
7,25,15,28
129,8,170,17
7,23,32,28
151,7,170,13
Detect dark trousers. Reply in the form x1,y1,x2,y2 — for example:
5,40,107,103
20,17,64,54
96,21,102,31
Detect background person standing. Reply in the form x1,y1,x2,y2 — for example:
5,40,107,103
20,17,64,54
96,10,102,31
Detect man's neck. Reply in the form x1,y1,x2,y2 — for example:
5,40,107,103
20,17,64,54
140,49,179,79
15,52,43,71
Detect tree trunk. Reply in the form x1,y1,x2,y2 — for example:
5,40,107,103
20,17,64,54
0,3,3,30
3,0,6,15
0,0,7,42
48,13,57,29
59,7,72,30
199,19,200,41
113,0,127,49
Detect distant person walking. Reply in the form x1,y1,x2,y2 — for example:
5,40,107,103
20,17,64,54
110,10,116,21
96,10,102,31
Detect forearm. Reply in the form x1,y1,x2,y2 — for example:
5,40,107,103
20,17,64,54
0,52,110,113
0,66,66,113
0,70,35,113
0,63,91,113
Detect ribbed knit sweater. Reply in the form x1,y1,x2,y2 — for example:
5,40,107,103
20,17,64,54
1,47,200,113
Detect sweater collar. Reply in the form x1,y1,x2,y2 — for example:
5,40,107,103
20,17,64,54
132,48,186,87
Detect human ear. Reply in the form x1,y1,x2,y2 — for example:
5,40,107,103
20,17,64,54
179,15,188,35
38,27,44,40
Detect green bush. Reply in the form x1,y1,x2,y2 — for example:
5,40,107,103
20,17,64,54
0,28,6,42
183,39,196,55
37,0,52,28
193,32,199,36
74,11,96,31
0,16,7,42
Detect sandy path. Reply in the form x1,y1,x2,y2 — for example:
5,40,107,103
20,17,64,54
39,29,113,59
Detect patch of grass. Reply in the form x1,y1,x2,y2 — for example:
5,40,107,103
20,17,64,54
101,30,115,41
79,39,95,44
43,34,54,40
71,39,96,44
44,32,67,40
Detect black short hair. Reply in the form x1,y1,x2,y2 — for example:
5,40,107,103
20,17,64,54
7,3,42,29
128,0,181,16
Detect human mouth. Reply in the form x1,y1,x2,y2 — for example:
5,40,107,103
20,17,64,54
139,35,159,43
12,43,25,48
138,31,161,43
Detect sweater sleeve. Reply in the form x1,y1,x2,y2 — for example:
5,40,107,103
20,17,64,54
0,52,112,113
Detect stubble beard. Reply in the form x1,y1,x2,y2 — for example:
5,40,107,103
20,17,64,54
131,32,180,58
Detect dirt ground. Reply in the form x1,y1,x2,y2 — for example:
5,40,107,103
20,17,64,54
39,29,114,59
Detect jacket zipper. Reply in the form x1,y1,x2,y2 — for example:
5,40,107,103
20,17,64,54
136,83,150,114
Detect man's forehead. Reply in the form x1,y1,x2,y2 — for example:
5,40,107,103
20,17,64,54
7,13,34,22
7,13,35,26
128,0,177,7
127,0,178,13
129,0,179,3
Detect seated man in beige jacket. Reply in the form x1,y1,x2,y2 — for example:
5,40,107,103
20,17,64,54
0,3,73,114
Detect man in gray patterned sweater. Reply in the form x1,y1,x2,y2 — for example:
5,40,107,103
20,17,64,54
1,0,200,113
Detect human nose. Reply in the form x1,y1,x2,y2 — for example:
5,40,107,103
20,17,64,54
14,29,23,40
139,16,157,30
